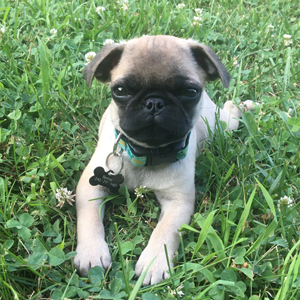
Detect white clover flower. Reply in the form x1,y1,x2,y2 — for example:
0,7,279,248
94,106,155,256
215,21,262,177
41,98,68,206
265,24,274,33
0,27,5,34
167,285,185,297
167,286,175,296
104,39,114,45
283,34,293,46
284,40,293,46
85,51,96,63
134,191,144,198
56,188,76,208
278,196,293,209
122,0,129,11
96,6,105,14
177,285,185,297
192,16,202,26
195,8,202,15
134,185,148,198
177,3,185,9
50,28,57,35
178,290,185,297
232,57,240,68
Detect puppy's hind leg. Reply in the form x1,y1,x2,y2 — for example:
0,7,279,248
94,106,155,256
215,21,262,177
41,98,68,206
239,100,258,113
220,100,257,131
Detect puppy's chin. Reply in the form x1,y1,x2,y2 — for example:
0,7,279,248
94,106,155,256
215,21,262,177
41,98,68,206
121,125,188,148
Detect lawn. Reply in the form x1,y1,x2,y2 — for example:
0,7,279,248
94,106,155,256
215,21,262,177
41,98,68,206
0,0,300,299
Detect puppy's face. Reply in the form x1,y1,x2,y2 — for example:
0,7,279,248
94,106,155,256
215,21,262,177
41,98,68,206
110,37,204,147
84,36,230,147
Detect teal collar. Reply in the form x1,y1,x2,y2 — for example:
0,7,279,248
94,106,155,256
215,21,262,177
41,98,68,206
115,130,190,167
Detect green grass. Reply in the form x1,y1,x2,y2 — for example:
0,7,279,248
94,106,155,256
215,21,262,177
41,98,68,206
0,0,300,299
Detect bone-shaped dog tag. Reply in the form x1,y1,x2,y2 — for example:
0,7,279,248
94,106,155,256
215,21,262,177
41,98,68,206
89,167,124,193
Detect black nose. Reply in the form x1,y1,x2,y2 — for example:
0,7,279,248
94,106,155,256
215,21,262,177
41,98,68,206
144,98,165,115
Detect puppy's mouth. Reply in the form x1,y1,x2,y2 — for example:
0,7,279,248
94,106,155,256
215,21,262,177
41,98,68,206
122,124,187,147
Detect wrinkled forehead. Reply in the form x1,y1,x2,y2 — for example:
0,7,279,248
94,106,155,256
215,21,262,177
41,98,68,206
110,36,202,86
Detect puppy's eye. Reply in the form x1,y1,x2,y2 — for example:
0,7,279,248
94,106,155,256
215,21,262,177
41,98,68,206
113,86,128,97
184,89,199,98
183,88,199,98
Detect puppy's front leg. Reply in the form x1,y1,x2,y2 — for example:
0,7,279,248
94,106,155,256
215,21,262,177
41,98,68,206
74,166,111,277
135,187,195,285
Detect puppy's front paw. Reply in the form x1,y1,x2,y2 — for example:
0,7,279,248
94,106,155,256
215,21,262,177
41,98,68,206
74,239,111,277
135,245,172,286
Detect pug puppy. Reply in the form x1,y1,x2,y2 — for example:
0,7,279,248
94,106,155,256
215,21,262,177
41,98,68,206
74,35,254,285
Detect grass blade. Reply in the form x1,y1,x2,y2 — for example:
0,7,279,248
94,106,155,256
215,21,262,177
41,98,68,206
274,238,300,300
195,280,235,300
195,213,226,266
38,37,50,104
128,257,156,300
241,111,265,151
192,210,217,259
114,222,130,295
255,178,277,222
245,220,278,256
229,186,256,259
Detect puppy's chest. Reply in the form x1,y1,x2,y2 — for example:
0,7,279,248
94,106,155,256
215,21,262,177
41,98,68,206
116,154,182,192
120,159,162,191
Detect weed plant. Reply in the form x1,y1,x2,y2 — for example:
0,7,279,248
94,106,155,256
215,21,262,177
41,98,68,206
0,0,299,299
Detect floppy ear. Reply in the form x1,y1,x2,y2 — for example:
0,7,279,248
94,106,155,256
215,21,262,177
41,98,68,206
84,43,126,87
188,42,231,88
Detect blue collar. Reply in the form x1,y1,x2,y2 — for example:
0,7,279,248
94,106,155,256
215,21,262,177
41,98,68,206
115,130,190,167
